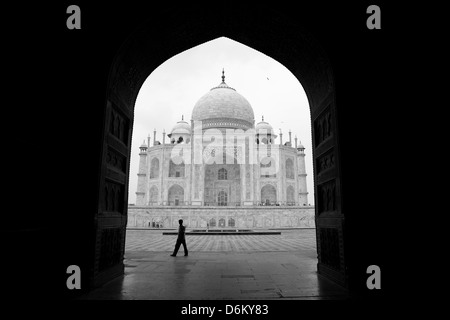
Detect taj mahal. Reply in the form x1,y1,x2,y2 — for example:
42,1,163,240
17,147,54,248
127,71,315,229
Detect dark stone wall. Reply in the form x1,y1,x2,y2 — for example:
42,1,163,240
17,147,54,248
2,2,407,301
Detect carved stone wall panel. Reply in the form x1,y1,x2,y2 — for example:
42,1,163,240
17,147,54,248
106,168,126,185
316,148,335,182
314,106,333,148
317,179,336,214
106,134,128,157
106,147,127,173
99,227,123,272
104,180,125,214
318,227,340,271
109,104,130,146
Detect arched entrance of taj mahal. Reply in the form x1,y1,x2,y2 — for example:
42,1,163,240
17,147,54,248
92,5,348,296
3,1,398,303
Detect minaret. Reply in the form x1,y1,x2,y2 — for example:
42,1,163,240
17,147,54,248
153,129,157,146
294,135,298,148
136,140,148,206
296,141,308,206
279,129,283,145
147,134,151,148
289,130,292,145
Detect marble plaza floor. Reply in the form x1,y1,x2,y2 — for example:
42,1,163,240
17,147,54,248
80,229,348,300
125,228,317,252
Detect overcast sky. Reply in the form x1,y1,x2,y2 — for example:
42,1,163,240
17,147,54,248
129,37,314,205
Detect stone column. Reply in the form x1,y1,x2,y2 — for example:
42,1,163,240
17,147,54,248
249,163,254,204
297,145,308,206
190,120,194,205
136,141,148,205
294,149,300,206
160,146,165,205
280,152,285,205
255,144,261,204
243,137,253,205
241,163,246,205
277,152,282,205
191,123,203,205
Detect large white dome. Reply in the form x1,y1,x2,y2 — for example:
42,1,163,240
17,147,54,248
191,73,254,130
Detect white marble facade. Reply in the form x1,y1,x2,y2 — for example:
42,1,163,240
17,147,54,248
127,206,315,229
133,72,312,229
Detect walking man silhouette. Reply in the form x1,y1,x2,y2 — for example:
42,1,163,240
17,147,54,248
170,219,188,257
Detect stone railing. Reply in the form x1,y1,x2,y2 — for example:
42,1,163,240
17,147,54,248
144,201,310,207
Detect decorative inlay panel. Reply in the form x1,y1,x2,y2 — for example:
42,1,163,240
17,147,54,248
319,227,340,270
314,106,333,147
104,180,125,214
317,179,336,214
109,105,129,145
99,228,123,271
106,147,126,173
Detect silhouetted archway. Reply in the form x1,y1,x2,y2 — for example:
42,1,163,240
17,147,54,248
94,5,345,292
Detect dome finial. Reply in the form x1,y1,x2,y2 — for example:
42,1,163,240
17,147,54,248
222,68,225,83
182,114,184,121
262,115,264,121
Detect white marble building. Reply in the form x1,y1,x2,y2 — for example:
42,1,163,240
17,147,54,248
129,71,314,229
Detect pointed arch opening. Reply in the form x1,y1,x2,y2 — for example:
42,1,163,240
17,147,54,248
94,7,347,297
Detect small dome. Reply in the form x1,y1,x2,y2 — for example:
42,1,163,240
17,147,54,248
255,116,277,139
170,120,191,135
139,140,147,149
255,121,274,135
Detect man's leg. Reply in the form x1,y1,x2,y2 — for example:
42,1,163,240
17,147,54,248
171,240,181,256
182,239,188,256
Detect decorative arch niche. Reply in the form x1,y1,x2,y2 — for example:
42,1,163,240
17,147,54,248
167,184,184,205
